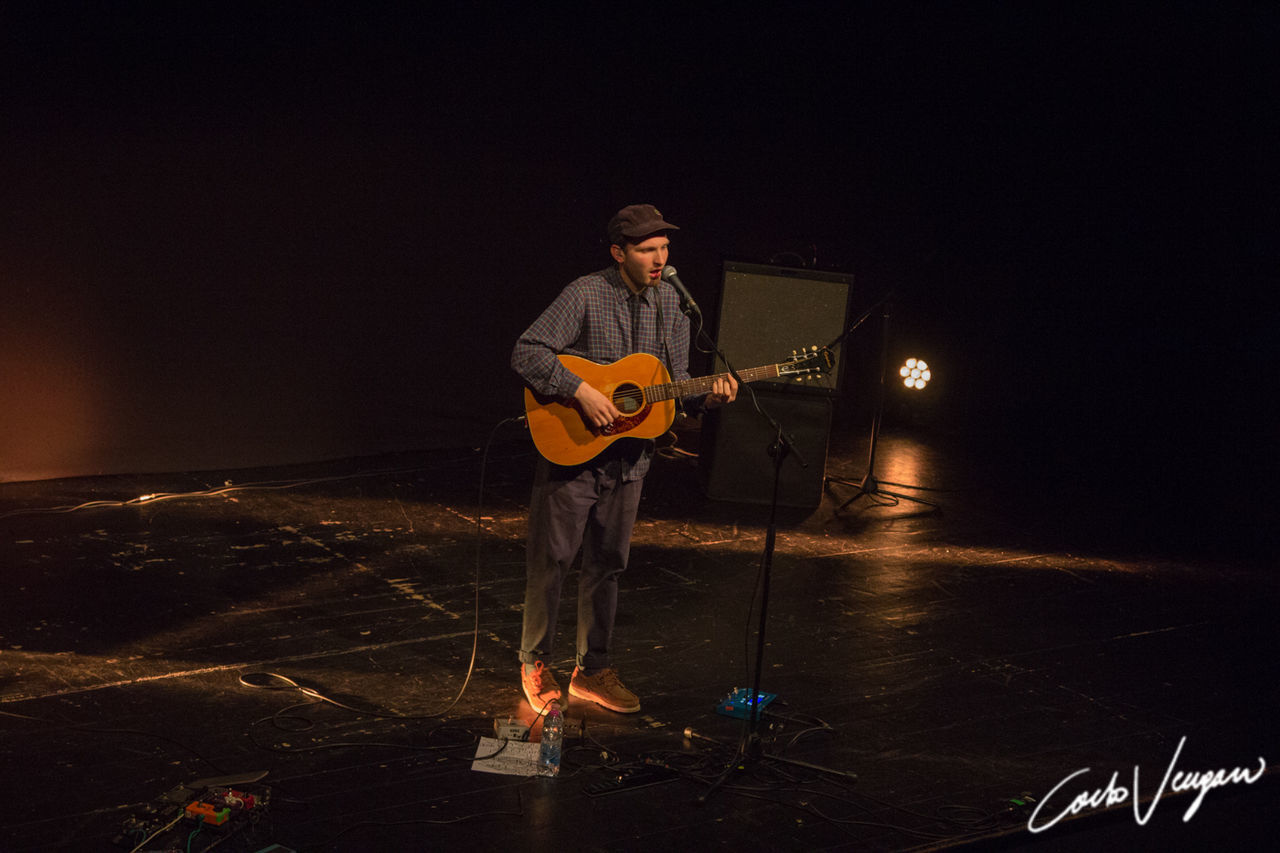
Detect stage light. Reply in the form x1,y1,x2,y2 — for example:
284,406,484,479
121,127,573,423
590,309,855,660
899,357,931,390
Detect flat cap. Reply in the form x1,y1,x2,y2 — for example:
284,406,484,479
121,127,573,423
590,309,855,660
607,204,679,245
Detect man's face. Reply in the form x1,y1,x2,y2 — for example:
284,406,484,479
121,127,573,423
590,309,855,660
612,235,670,293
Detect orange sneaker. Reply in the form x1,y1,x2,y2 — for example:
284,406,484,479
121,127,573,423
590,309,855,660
521,661,562,716
569,666,640,713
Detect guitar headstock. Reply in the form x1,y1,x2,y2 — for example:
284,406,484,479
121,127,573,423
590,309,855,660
779,345,834,381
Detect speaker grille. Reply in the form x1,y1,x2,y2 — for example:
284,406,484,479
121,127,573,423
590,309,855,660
714,261,854,396
699,391,832,509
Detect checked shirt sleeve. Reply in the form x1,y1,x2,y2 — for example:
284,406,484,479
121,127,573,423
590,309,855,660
511,283,588,399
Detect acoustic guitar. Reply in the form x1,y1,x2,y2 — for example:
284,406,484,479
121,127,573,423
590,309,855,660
523,347,832,466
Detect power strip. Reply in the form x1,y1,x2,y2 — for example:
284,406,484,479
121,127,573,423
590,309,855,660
715,686,777,719
494,719,530,741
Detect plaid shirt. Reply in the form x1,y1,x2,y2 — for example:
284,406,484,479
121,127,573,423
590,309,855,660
512,265,693,479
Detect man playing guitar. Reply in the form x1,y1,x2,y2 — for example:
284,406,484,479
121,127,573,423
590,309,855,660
510,203,736,716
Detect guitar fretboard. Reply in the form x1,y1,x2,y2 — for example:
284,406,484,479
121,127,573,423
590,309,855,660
646,364,782,403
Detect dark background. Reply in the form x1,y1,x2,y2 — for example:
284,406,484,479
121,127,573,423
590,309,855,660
3,3,1275,522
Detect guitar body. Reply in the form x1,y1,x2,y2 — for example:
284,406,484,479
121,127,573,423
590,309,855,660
523,353,676,467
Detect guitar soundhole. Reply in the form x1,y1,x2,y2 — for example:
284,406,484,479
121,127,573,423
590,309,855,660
613,383,644,415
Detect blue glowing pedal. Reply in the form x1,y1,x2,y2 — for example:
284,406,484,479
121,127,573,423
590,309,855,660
716,687,777,719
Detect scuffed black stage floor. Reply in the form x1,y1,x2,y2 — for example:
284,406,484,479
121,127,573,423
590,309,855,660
1,417,1276,852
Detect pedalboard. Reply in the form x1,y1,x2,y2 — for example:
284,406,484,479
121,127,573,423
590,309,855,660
112,772,274,852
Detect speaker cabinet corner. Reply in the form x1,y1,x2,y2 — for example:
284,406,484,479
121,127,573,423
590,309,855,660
699,391,832,509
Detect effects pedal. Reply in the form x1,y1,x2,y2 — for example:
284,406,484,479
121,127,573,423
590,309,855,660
582,763,679,797
715,686,777,719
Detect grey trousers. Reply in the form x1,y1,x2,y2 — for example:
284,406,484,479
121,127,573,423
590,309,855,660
519,457,644,672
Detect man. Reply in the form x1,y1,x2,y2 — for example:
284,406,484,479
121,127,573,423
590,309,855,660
511,203,737,715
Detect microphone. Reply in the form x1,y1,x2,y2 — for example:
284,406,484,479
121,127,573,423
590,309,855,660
661,265,700,318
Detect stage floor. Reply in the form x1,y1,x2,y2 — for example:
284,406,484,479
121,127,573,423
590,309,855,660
2,415,1276,851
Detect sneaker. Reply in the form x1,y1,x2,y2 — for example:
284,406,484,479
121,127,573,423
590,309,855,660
569,666,640,713
521,661,562,716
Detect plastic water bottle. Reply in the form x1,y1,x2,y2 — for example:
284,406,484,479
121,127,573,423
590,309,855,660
538,704,563,776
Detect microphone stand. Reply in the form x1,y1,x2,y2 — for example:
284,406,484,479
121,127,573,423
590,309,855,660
826,295,939,513
671,286,857,805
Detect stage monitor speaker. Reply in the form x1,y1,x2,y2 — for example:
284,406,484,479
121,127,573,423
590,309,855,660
699,390,832,509
714,261,854,396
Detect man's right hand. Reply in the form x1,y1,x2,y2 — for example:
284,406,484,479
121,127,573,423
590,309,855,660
573,381,622,430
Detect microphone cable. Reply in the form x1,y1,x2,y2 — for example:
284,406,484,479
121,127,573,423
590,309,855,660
239,413,531,722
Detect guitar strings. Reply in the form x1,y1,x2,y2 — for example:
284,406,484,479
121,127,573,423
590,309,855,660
613,388,646,409
605,348,828,409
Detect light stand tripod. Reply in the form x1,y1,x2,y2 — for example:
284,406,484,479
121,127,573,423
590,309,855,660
827,295,939,513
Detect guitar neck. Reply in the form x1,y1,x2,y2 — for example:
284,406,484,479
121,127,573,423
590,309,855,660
648,364,781,402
